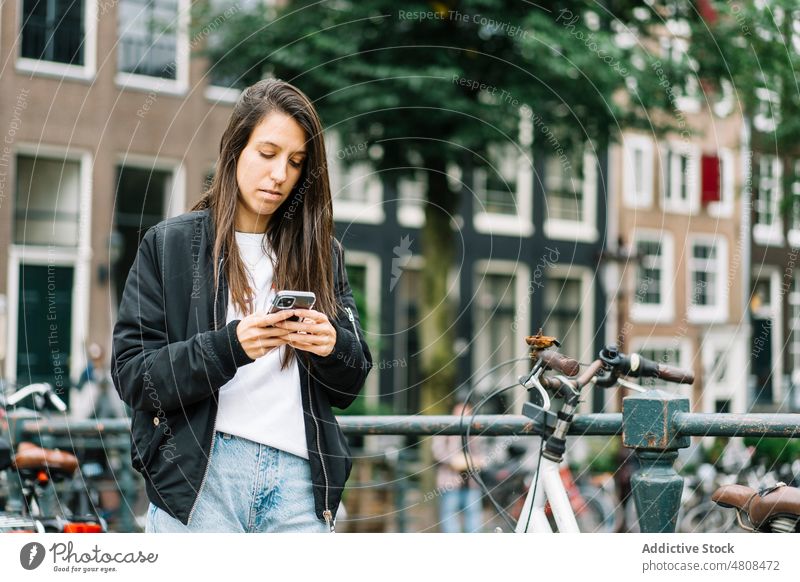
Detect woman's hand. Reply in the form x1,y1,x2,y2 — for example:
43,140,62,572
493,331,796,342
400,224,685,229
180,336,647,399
236,310,296,360
274,309,337,357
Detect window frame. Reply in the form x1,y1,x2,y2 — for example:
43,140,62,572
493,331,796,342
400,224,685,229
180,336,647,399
686,235,728,323
114,0,191,96
16,0,98,81
631,229,675,323
622,133,655,209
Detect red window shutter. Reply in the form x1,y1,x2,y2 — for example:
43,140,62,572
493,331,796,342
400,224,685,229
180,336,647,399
701,155,721,205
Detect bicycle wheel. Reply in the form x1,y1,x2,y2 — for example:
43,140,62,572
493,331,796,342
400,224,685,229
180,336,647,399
573,486,616,533
680,500,736,533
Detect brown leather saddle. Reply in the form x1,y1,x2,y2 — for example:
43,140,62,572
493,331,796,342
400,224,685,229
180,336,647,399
712,483,800,532
12,442,79,479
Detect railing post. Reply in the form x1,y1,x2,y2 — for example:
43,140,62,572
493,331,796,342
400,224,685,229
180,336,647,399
623,389,690,532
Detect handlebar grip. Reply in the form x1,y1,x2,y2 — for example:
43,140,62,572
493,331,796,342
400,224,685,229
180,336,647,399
624,353,694,384
534,350,580,377
656,364,694,384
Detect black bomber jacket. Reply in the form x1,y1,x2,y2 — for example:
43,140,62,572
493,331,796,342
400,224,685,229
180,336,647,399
111,209,372,530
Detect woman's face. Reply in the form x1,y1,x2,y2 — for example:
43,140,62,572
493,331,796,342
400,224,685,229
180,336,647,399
235,111,308,232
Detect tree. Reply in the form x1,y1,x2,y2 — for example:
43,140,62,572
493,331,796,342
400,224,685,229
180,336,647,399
195,0,721,413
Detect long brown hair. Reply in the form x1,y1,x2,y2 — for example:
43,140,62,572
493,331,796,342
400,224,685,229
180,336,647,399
192,78,337,369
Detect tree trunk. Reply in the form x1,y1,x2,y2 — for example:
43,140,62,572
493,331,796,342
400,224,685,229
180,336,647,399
419,154,459,415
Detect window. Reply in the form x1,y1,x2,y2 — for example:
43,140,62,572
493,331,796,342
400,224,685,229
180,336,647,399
632,232,674,322
707,148,735,218
14,155,81,247
326,132,384,224
788,161,800,247
663,143,699,214
473,108,533,236
687,237,727,321
474,271,518,391
753,87,780,134
753,154,783,245
112,165,174,307
472,263,530,406
475,143,520,216
622,134,654,208
544,276,583,364
790,275,800,387
394,262,423,413
21,0,84,65
544,149,598,241
117,0,188,92
660,30,700,113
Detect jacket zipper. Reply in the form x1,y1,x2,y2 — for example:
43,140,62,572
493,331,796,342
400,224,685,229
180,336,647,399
189,254,224,525
345,306,359,342
307,364,334,532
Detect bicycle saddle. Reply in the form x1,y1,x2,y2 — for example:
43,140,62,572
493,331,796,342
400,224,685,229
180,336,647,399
12,442,79,477
712,483,800,532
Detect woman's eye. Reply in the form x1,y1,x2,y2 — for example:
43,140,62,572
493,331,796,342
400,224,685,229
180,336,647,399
260,152,274,159
289,160,304,169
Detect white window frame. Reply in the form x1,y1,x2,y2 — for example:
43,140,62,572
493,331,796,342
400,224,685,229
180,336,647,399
749,267,784,405
753,87,780,134
15,0,98,82
326,131,384,224
662,141,700,215
472,260,531,412
622,133,655,209
753,154,783,246
5,144,93,385
790,274,800,388
116,153,187,219
544,265,595,414
788,160,800,248
474,109,534,237
342,250,381,409
544,149,599,242
631,229,675,323
473,147,533,237
686,235,728,323
701,329,747,414
707,148,735,218
115,0,191,96
660,32,701,114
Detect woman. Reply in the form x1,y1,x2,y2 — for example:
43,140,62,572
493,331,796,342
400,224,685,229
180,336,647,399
112,79,372,533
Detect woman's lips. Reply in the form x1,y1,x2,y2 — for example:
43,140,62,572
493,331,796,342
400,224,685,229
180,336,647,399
258,189,283,200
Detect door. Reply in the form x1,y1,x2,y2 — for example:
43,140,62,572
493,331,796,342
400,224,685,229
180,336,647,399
16,264,74,405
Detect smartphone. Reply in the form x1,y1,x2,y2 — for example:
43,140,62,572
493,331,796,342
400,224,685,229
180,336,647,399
268,290,316,322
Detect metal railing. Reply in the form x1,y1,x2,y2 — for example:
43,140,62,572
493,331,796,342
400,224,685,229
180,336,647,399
9,388,800,532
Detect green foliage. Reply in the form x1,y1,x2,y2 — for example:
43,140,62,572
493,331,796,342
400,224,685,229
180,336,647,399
743,436,800,466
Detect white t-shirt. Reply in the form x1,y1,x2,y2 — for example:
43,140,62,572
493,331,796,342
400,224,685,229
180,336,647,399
215,231,308,459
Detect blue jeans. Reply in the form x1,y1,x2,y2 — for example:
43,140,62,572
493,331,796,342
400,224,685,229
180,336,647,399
439,487,483,533
145,431,329,533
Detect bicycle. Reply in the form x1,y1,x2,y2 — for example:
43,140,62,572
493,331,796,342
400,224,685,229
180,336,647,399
463,335,695,533
711,482,800,532
0,382,106,533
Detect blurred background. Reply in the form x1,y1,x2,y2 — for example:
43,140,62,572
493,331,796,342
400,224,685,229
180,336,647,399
1,0,799,532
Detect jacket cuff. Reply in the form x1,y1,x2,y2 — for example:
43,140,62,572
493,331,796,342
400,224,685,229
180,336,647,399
206,319,255,376
308,318,355,367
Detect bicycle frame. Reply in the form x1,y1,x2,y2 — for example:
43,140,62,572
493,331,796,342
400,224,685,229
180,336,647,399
515,455,579,533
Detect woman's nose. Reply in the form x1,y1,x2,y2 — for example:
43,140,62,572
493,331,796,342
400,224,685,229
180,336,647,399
270,161,288,184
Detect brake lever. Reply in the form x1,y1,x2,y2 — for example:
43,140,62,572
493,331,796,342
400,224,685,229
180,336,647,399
519,365,551,412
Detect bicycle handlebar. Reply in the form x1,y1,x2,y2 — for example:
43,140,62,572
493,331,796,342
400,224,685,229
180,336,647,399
5,382,67,411
618,353,695,384
533,350,580,377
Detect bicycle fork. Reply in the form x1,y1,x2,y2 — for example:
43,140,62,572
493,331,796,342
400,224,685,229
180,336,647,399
516,386,582,533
